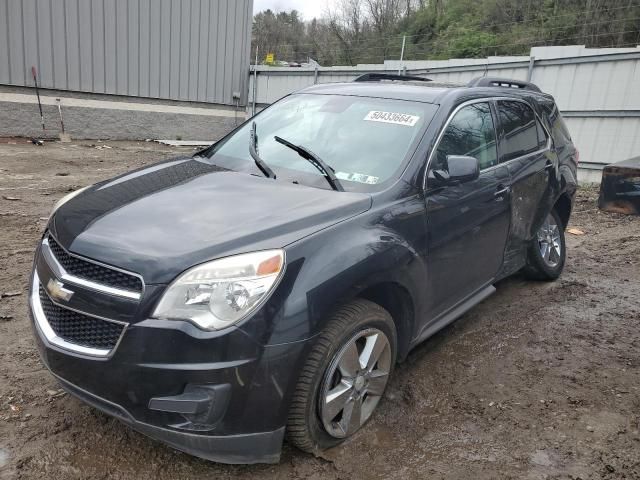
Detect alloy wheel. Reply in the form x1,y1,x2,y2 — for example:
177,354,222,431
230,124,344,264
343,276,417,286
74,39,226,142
537,213,562,268
319,328,391,439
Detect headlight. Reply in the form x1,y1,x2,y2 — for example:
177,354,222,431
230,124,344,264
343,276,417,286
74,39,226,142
51,186,90,216
153,250,285,331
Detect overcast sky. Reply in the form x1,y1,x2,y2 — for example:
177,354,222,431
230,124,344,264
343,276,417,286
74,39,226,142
253,0,337,20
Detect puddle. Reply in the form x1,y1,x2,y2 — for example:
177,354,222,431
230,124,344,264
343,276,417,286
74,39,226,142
0,448,9,468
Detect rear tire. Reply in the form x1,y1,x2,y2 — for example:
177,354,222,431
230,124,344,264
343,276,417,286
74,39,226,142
522,208,566,281
287,299,397,454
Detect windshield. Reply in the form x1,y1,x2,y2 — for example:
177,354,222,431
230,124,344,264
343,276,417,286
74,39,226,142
205,93,438,192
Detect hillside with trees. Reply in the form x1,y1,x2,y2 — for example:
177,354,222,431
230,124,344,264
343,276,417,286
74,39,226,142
252,0,640,65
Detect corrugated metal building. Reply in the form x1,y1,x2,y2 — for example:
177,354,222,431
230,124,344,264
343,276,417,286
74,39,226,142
0,0,253,106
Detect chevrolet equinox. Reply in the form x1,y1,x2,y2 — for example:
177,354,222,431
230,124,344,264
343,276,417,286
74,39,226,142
29,75,578,463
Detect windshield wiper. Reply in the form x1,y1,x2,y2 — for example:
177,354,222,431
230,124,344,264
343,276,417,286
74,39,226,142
273,136,344,192
249,122,276,179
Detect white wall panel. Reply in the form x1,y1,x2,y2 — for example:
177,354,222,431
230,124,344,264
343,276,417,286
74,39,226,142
564,117,640,166
250,47,640,167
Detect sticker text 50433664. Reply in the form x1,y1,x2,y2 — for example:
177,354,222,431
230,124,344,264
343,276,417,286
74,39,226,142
364,111,420,127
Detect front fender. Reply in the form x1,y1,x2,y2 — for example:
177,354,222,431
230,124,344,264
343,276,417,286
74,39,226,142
251,195,428,347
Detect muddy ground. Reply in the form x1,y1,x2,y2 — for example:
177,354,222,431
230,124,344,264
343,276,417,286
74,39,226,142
0,140,638,480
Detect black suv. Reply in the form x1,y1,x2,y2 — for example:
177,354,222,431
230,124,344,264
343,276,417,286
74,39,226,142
29,75,578,464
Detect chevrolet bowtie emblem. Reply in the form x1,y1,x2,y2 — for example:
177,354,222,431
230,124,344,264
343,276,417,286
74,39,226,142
46,278,74,302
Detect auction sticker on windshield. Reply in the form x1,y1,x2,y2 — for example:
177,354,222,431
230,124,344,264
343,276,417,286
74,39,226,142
364,111,420,127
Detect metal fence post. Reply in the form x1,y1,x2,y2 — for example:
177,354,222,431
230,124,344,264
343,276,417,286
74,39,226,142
527,56,536,82
251,67,258,116
251,45,258,116
398,35,406,75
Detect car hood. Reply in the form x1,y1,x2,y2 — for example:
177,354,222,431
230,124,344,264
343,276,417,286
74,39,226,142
52,157,371,284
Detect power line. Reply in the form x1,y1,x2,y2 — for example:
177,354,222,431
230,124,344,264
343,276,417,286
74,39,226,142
459,1,640,30
268,28,639,64
256,2,640,53
268,15,640,58
408,29,640,54
265,17,640,64
264,36,639,66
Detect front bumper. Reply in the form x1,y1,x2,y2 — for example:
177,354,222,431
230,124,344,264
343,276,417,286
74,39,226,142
29,245,310,464
53,372,285,464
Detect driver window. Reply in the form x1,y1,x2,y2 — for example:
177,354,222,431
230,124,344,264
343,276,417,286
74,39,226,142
433,102,498,171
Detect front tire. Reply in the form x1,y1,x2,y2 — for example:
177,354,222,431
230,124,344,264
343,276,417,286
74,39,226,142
287,299,397,454
522,208,566,281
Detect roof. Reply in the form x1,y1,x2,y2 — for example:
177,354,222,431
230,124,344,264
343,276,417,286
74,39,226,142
296,76,551,105
296,82,461,104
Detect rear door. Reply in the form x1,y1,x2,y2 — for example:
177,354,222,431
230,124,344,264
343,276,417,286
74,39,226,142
495,99,554,269
424,101,512,319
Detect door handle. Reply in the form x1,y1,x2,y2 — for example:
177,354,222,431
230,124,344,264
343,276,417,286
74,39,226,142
494,185,511,198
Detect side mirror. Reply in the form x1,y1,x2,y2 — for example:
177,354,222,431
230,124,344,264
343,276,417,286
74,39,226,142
432,155,480,185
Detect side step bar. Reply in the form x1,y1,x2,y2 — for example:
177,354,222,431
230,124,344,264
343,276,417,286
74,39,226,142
411,284,496,348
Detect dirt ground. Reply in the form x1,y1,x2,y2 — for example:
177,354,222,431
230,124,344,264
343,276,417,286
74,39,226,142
1,140,639,480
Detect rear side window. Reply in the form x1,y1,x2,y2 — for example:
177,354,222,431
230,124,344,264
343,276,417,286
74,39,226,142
434,102,498,171
554,115,572,143
548,104,572,146
497,100,546,162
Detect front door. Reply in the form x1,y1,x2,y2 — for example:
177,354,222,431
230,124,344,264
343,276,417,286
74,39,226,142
424,101,512,319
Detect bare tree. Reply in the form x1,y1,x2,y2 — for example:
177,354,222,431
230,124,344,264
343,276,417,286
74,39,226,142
364,0,404,35
326,0,367,64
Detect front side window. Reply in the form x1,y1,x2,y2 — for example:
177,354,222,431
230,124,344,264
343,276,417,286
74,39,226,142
497,100,546,162
433,102,498,171
206,94,438,192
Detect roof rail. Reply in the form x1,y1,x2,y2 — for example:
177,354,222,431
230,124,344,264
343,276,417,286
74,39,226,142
353,72,432,83
467,76,542,93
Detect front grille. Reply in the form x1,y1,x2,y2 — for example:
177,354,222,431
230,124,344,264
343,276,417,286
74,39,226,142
47,234,143,293
39,285,126,350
